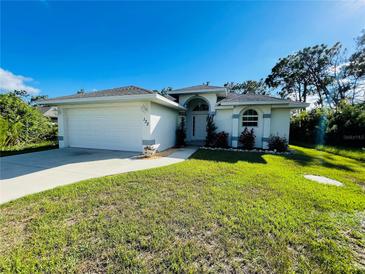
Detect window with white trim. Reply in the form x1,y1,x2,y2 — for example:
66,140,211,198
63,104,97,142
242,109,258,127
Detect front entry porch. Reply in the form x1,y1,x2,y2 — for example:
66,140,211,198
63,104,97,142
185,97,210,143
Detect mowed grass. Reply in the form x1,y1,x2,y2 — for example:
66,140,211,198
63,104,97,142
0,146,364,273
315,145,365,162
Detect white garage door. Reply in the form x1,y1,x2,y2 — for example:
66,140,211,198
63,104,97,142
66,106,142,152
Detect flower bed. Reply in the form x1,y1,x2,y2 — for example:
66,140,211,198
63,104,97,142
200,146,292,155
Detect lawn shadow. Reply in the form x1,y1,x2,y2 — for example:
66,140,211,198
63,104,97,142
190,149,267,164
286,149,355,172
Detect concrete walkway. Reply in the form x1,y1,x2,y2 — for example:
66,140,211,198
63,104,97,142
0,147,197,204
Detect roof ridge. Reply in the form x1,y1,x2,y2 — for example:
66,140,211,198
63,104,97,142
170,84,226,93
221,92,293,104
127,85,154,94
37,85,154,102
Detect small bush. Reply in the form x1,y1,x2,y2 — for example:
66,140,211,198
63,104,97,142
268,135,288,152
239,128,255,149
176,117,186,147
213,131,229,148
205,115,217,147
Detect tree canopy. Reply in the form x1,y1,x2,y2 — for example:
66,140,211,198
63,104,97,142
224,80,270,95
264,30,364,108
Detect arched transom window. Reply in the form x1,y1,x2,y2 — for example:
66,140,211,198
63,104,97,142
192,102,209,111
242,109,258,127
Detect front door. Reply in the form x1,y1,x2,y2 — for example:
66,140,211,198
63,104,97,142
191,114,207,140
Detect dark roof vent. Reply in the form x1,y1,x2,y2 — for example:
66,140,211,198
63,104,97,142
76,89,86,95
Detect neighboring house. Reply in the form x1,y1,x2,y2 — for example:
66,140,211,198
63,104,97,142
38,84,308,152
37,106,58,123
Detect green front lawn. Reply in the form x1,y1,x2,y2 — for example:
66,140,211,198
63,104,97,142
0,146,364,273
314,145,365,162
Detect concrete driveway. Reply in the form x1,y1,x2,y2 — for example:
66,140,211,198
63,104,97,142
0,147,197,204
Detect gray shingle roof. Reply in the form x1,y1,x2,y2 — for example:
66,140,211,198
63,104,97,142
40,85,154,102
218,93,294,105
161,94,177,101
169,84,226,93
37,106,58,118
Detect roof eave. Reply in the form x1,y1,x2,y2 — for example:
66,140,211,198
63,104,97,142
274,102,309,109
35,94,186,110
153,94,186,110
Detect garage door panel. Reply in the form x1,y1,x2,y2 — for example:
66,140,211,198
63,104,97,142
66,107,142,151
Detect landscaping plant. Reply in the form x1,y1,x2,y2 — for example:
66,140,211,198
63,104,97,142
213,131,229,148
267,135,288,152
205,115,217,147
239,127,255,149
175,116,186,147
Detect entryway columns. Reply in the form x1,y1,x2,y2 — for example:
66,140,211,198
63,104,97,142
231,107,240,147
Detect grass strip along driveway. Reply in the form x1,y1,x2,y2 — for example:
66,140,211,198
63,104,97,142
0,146,364,273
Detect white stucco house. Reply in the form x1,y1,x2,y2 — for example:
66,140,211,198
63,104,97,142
39,84,308,152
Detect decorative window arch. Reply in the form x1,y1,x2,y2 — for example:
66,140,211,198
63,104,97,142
192,102,209,111
242,109,258,127
188,98,209,111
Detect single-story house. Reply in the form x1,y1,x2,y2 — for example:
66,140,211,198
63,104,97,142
38,84,308,152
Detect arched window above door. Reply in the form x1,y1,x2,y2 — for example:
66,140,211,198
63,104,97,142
242,109,258,127
192,102,209,111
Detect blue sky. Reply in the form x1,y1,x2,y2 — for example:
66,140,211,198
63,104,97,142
1,1,364,97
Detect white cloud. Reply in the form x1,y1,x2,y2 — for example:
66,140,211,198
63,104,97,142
0,68,40,95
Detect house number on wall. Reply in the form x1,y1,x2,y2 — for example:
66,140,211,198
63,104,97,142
143,117,149,126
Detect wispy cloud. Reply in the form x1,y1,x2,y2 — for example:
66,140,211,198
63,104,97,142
0,68,40,95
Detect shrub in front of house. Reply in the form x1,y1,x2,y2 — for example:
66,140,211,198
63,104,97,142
239,128,255,149
205,115,217,147
213,131,229,148
268,135,288,152
176,117,186,147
